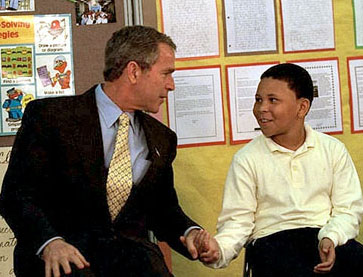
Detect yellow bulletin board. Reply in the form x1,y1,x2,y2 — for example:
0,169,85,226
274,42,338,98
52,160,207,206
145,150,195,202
156,1,363,276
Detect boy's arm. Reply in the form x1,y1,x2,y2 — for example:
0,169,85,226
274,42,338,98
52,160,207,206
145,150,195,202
318,143,363,247
208,154,257,268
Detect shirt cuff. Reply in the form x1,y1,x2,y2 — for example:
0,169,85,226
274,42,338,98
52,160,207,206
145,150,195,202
183,226,202,238
36,236,64,256
318,231,338,248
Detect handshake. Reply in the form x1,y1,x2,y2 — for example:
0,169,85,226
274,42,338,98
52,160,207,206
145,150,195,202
180,229,220,264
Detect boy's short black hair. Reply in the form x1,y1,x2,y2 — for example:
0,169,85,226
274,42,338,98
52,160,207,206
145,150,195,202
261,63,314,105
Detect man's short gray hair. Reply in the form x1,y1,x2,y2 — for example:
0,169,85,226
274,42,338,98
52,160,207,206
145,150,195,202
103,25,176,82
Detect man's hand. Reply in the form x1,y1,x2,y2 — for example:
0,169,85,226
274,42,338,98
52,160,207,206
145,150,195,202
314,237,336,274
41,239,90,277
180,229,220,263
180,229,204,259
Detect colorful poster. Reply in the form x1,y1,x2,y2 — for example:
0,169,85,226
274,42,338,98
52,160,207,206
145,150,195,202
0,14,74,136
0,0,35,13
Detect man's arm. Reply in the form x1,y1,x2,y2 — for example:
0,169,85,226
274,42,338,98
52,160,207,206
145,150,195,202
0,100,89,276
141,124,203,258
147,160,202,258
0,101,59,250
185,153,256,269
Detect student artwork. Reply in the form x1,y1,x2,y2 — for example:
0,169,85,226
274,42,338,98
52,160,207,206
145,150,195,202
75,0,116,26
0,14,74,136
0,0,35,12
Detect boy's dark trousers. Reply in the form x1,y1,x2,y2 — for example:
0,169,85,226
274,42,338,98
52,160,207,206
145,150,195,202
246,227,363,277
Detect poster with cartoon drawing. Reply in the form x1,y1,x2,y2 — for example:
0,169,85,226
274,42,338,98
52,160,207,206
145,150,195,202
0,45,34,85
1,85,34,134
34,14,71,53
0,14,74,136
36,53,73,97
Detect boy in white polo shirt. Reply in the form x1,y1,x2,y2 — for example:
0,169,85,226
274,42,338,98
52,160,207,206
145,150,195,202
196,63,363,276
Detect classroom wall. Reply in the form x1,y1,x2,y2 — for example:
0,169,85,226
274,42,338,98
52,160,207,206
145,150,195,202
0,1,362,276
156,1,363,276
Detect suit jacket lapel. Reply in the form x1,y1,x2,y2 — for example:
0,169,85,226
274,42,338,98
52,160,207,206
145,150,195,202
72,86,107,190
136,111,161,163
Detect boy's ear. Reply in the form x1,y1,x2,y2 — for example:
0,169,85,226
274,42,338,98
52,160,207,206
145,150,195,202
298,98,310,118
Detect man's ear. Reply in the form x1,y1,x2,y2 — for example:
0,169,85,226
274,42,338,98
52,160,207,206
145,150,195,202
298,98,311,118
126,61,141,84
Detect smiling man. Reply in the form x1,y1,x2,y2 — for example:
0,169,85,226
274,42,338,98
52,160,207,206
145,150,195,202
195,63,363,276
0,25,205,277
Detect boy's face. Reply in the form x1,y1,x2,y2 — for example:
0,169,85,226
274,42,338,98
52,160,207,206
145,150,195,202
253,77,307,144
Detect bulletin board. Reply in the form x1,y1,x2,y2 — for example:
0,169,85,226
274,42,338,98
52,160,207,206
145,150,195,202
156,1,363,277
0,1,363,277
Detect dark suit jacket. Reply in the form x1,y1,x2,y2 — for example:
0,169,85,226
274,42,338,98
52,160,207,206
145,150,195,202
0,86,198,276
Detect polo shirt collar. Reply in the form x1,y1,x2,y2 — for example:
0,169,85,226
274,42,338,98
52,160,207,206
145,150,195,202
264,123,315,153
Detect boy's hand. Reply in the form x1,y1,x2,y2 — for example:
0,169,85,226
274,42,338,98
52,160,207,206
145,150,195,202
191,229,220,264
314,237,335,274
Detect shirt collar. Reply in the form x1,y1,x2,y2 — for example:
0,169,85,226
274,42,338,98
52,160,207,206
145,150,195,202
263,123,315,153
95,84,136,130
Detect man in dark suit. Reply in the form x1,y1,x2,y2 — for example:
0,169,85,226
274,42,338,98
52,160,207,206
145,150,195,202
0,25,204,277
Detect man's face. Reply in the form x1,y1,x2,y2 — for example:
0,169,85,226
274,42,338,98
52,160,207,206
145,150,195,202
253,77,304,144
136,43,175,113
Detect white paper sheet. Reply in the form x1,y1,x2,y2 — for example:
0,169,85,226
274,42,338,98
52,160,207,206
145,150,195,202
224,0,277,54
167,67,225,146
348,58,363,132
293,59,343,133
353,0,363,47
227,63,277,142
281,0,335,52
161,0,219,59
